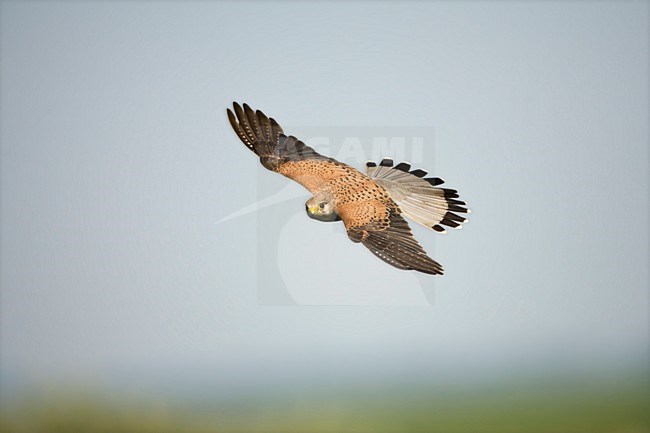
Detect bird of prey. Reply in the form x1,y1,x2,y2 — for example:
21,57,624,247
227,103,469,275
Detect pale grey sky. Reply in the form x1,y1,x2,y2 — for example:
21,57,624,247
1,1,648,397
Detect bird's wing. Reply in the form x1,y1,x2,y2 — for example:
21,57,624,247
339,200,443,275
227,102,349,193
365,158,470,234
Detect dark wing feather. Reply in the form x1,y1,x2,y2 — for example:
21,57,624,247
347,209,443,275
227,102,331,171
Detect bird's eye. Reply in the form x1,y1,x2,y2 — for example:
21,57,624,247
319,203,325,209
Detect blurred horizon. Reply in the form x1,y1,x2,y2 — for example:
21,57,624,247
2,372,649,432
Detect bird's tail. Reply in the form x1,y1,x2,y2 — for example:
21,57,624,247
365,158,470,234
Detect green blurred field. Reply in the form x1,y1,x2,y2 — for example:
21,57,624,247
2,376,648,433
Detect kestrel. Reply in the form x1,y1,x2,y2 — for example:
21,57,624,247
227,103,470,275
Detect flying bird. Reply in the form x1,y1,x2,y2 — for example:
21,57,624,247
226,103,469,275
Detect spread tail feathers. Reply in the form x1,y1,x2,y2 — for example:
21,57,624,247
365,158,470,234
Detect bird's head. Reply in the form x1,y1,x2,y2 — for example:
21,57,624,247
305,194,340,222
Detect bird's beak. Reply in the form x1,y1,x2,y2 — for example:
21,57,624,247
307,205,319,214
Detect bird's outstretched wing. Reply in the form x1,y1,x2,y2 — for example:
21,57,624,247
340,201,444,275
227,102,349,193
